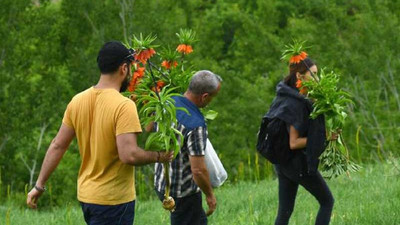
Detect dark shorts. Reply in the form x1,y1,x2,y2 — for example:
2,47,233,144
156,190,207,225
80,201,135,225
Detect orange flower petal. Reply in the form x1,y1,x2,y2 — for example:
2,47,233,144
299,87,308,94
157,80,165,87
296,79,302,88
161,60,170,69
290,55,302,64
149,48,156,57
300,51,308,60
177,44,187,53
185,45,193,54
128,77,138,92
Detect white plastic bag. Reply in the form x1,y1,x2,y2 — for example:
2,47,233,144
204,138,228,187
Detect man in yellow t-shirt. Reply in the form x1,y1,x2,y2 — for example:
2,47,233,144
26,41,173,225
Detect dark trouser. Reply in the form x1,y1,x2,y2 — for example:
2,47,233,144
80,201,135,225
156,190,207,225
274,164,334,225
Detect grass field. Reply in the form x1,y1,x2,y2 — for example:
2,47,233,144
1,161,399,225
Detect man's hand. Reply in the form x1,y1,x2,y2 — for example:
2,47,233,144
26,124,74,209
205,194,217,216
189,155,217,216
26,187,44,209
158,151,174,163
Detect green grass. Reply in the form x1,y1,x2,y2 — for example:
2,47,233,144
1,161,399,225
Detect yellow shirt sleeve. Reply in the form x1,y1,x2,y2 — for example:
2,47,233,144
62,102,74,129
116,100,142,136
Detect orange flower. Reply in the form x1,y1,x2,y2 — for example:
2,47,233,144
133,66,145,79
134,48,156,64
157,80,165,88
289,51,308,64
296,79,302,88
185,45,193,54
161,60,178,69
300,51,308,59
176,44,185,53
290,55,302,64
299,87,308,95
152,80,166,92
128,66,146,92
176,44,193,54
296,79,307,94
128,77,138,92
161,60,170,69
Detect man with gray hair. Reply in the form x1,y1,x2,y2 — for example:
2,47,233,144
154,70,222,225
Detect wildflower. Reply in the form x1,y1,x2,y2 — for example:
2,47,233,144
176,44,193,54
296,79,307,94
128,66,146,92
296,79,303,89
161,60,178,69
152,80,166,92
289,51,308,64
134,66,145,79
300,51,308,59
128,78,138,92
134,48,156,64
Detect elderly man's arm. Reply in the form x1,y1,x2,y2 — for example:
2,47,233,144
27,124,75,209
190,155,217,216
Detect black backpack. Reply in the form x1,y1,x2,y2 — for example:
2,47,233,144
256,117,293,164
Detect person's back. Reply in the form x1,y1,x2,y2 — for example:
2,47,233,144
27,41,173,225
64,87,141,204
154,70,221,225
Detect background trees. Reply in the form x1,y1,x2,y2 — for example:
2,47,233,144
1,0,399,205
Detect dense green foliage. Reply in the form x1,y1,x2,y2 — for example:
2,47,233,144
1,161,399,224
1,0,399,205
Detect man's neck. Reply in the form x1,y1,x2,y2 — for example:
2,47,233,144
184,91,201,108
94,74,121,91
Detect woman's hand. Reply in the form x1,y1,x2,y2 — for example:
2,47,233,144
327,129,341,141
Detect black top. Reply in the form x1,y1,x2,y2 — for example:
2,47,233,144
266,81,326,174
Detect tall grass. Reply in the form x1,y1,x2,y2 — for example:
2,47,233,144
1,161,399,224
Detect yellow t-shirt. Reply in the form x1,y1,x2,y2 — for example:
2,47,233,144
62,87,142,205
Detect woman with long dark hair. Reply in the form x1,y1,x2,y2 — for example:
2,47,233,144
266,54,335,225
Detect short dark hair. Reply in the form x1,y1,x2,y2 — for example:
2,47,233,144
97,41,131,74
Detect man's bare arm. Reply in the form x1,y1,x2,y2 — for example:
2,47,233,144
190,155,217,216
27,124,75,209
116,132,173,165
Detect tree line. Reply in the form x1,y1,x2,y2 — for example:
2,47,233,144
0,0,399,205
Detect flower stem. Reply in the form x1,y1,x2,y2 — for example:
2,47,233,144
148,61,170,81
180,53,185,71
147,59,161,101
148,61,177,87
301,60,319,83
164,162,171,198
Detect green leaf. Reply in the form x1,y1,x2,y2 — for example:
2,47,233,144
202,109,218,121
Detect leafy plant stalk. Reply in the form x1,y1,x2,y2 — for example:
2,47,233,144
303,69,361,178
124,32,200,211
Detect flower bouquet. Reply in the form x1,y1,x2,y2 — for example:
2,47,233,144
122,29,197,211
